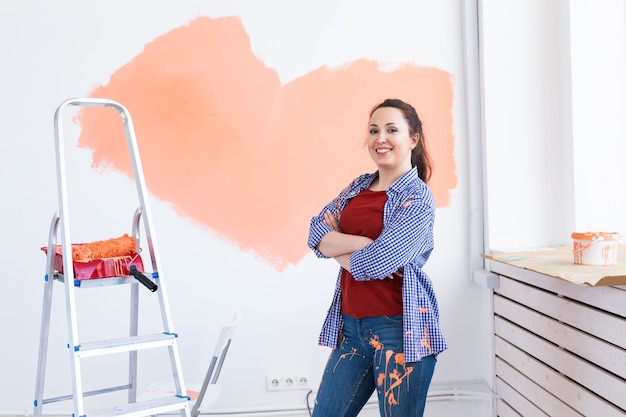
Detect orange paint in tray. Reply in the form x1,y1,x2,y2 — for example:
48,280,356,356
41,234,144,280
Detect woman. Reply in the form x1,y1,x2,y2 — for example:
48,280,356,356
307,98,447,417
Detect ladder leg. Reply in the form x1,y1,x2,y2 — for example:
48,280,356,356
122,100,190,416
128,282,139,403
168,342,191,417
33,272,55,417
34,212,61,417
64,264,86,417
69,350,86,417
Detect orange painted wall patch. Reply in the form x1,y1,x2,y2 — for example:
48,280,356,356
77,16,457,271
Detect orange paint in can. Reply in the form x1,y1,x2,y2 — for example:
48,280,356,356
571,232,621,266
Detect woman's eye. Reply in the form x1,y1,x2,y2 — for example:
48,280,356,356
387,128,397,133
369,129,378,134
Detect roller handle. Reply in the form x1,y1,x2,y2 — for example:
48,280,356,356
129,265,158,292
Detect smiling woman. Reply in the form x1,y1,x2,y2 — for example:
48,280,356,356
76,16,457,271
307,98,445,417
366,100,431,190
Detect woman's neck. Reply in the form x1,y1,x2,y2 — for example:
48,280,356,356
370,166,412,191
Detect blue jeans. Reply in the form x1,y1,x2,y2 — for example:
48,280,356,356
312,314,436,417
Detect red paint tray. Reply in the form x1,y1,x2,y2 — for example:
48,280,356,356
41,244,144,280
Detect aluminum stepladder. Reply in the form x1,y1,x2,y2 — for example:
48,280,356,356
33,98,191,417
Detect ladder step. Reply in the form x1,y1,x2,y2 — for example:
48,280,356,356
54,273,134,288
88,396,189,417
75,333,177,358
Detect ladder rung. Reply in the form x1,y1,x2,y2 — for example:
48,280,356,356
42,384,132,404
88,396,189,417
75,333,177,358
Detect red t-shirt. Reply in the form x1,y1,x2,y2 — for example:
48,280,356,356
339,189,403,318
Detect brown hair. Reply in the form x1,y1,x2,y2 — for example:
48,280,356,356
370,98,433,183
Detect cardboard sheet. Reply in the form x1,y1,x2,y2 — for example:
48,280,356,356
482,245,626,286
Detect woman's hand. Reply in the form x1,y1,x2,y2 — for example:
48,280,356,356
386,267,404,280
317,210,373,258
323,211,340,232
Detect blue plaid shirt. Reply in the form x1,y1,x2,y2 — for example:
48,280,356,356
308,167,447,362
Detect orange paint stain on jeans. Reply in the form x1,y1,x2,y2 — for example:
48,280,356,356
394,352,405,367
76,16,456,271
333,347,365,372
377,372,386,388
369,335,383,351
374,347,414,416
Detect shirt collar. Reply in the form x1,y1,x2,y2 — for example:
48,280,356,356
386,167,419,194
354,167,419,195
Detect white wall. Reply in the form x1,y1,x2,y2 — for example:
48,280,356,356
0,1,494,417
568,0,626,232
483,0,626,251
481,0,572,250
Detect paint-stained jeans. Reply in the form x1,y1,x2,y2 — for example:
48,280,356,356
312,314,436,417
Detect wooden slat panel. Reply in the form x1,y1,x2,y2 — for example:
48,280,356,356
495,377,548,417
496,398,522,417
495,318,626,410
492,263,626,416
495,275,625,348
496,357,582,416
490,261,626,317
494,294,626,379
495,336,625,417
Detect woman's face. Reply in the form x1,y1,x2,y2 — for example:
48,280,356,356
367,107,417,171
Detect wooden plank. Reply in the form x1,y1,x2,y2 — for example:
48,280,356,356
495,336,625,417
495,377,548,417
495,318,626,410
496,357,582,416
494,294,626,379
496,398,522,417
495,276,626,348
490,261,626,317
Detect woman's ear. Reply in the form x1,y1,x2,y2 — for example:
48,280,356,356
411,133,420,149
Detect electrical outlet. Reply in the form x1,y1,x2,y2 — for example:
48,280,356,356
282,376,295,389
267,376,281,391
266,374,312,391
296,375,309,389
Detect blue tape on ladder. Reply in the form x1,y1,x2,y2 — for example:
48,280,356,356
152,272,159,279
74,280,81,287
163,332,179,338
176,394,191,401
45,274,49,281
33,400,38,407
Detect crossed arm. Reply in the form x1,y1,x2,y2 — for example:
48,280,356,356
316,211,374,272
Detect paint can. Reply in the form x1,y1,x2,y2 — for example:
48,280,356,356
571,232,621,266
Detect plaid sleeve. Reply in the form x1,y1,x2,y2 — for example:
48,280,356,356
307,175,370,258
349,185,435,280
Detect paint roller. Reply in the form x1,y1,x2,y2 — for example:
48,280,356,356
72,234,158,292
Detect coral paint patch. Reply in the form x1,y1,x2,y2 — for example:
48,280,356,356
77,16,456,271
